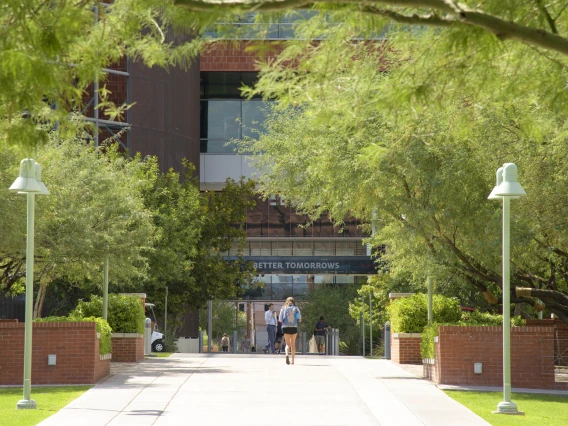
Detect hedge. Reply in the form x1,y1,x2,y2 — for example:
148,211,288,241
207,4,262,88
386,293,462,333
71,294,145,334
420,313,525,359
34,316,112,355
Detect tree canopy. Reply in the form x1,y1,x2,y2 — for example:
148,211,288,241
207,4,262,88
239,35,568,323
0,131,256,321
4,1,568,151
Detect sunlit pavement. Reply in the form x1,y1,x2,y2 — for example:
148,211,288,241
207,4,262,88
38,353,490,426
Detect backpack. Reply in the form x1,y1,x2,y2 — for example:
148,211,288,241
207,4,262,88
222,336,229,345
284,306,297,326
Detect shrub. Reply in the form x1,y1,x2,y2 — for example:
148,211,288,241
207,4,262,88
71,294,145,334
387,294,461,333
420,313,525,359
35,316,112,355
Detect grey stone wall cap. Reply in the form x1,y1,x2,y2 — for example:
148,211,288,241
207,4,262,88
119,293,146,298
392,333,422,338
388,292,414,300
111,333,144,338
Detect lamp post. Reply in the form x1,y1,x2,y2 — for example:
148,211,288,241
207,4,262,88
10,159,49,410
489,163,525,415
102,254,109,321
427,276,433,325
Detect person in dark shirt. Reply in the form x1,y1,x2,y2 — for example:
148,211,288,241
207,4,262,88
314,316,330,355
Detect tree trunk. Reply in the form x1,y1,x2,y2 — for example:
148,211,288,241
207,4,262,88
33,282,48,320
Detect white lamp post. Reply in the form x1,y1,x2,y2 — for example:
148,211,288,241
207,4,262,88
10,159,49,410
488,163,525,415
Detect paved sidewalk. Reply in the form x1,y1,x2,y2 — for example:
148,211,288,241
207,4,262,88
39,354,490,426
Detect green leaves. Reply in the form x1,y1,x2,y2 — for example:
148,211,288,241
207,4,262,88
387,294,461,333
72,294,145,335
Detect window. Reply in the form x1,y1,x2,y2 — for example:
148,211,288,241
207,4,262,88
200,72,273,153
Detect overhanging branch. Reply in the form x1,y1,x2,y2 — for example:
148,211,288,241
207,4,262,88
174,0,568,57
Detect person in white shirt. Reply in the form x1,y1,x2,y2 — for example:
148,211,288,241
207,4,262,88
263,303,277,354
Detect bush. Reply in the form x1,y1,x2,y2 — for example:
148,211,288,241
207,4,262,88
35,316,112,355
71,294,145,334
387,294,461,333
420,313,525,359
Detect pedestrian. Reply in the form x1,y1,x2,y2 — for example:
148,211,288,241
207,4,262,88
221,333,230,353
314,316,331,354
279,297,301,365
275,317,283,354
263,303,277,354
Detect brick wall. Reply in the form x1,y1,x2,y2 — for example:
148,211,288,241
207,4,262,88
391,333,422,365
0,322,110,385
111,333,144,362
423,325,568,390
200,41,285,72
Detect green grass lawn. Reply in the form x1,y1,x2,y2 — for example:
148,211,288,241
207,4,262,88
445,391,568,426
0,386,90,426
154,352,172,358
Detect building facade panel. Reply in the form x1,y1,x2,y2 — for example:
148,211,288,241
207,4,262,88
129,58,200,173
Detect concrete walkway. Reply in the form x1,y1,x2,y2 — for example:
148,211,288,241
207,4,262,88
39,354,490,426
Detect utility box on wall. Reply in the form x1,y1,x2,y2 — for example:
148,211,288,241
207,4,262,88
48,354,56,366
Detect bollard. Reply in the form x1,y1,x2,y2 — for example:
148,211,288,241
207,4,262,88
302,331,306,354
232,330,237,354
333,329,338,355
332,329,336,355
384,321,391,360
325,329,330,355
198,330,203,354
335,329,340,356
144,318,152,355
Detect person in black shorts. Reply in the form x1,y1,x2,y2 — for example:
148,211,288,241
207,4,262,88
279,297,302,365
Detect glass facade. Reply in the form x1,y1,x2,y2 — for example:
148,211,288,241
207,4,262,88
200,72,272,153
203,11,317,40
242,275,364,300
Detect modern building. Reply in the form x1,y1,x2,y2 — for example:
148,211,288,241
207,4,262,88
85,18,377,344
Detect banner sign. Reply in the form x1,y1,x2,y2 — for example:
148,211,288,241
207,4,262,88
230,256,378,275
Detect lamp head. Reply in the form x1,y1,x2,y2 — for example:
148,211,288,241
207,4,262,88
495,163,526,197
34,162,50,195
9,159,41,193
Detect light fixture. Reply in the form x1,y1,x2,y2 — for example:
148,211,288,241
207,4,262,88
495,163,526,197
488,167,519,200
9,159,41,193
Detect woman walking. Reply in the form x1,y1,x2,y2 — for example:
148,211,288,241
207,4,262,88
279,297,301,365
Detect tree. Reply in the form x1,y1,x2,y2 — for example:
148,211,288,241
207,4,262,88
198,300,247,344
136,164,257,328
0,130,155,317
0,0,209,148
239,39,568,323
300,284,362,354
5,2,568,150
